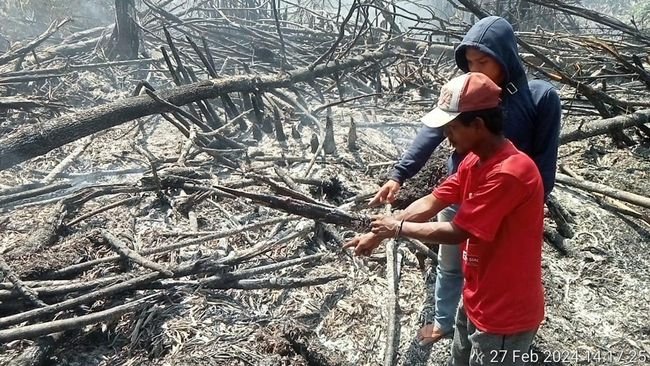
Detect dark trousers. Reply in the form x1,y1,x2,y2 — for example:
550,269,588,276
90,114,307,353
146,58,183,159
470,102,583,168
448,303,538,366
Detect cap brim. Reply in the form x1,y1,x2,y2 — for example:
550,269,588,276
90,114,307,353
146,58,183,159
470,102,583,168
421,107,460,128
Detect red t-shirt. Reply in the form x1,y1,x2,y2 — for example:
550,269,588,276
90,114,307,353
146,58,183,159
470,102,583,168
433,140,545,334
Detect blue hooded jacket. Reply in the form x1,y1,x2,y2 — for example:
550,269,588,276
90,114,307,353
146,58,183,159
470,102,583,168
390,16,561,198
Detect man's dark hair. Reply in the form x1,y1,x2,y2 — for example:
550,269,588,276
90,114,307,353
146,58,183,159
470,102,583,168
457,107,504,135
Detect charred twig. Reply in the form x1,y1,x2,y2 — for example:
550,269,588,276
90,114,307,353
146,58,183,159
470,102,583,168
249,173,328,206
0,275,126,301
269,0,288,69
0,96,68,110
206,275,345,290
0,183,72,207
41,137,93,185
66,196,140,227
200,253,327,287
100,230,174,277
0,257,47,308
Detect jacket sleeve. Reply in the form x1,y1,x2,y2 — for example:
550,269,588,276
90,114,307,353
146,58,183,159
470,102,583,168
530,82,561,198
389,125,446,183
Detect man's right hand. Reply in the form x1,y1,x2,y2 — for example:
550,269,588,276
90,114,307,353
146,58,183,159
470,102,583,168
368,180,401,207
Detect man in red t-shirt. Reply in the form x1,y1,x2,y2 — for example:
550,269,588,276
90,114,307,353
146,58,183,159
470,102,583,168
344,72,545,366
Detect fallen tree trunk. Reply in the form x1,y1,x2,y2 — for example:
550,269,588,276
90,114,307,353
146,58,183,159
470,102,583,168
214,185,371,231
556,173,650,209
0,50,397,171
560,109,650,144
0,295,157,343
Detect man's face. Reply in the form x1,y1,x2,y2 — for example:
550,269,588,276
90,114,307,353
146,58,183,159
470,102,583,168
443,118,480,154
465,48,505,86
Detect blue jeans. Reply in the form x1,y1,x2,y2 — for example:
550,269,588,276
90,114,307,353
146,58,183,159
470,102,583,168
434,205,463,334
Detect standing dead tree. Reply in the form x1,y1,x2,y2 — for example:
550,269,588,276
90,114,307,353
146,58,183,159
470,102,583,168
107,0,140,60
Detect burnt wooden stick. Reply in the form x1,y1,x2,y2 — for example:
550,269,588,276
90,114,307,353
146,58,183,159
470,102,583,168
556,173,650,209
186,35,218,78
384,205,400,366
526,0,650,44
42,137,92,184
310,133,319,153
0,263,199,328
201,36,217,75
221,94,241,120
0,295,158,343
0,96,67,110
99,231,174,277
206,275,346,290
0,183,72,207
160,46,182,86
0,183,46,196
200,253,327,286
249,173,328,206
0,257,47,307
214,185,371,231
162,25,192,84
7,331,64,366
143,89,212,133
250,92,266,127
269,0,288,69
178,125,197,166
273,166,301,191
66,196,139,227
402,238,438,261
0,275,125,300
184,67,223,129
544,227,569,256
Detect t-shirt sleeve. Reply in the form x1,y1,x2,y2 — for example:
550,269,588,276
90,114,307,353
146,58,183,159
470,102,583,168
433,171,462,204
453,172,529,242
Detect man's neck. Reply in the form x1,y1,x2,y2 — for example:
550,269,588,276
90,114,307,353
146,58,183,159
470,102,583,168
473,135,507,162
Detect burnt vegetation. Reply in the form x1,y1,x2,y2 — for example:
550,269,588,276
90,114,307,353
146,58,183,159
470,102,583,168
0,0,649,365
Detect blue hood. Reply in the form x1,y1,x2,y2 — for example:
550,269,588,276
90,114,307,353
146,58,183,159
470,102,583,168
455,16,525,85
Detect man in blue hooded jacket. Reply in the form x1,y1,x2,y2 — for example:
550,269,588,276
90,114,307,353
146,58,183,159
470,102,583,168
368,16,561,344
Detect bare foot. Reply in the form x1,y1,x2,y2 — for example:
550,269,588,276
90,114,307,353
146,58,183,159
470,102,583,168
417,324,448,346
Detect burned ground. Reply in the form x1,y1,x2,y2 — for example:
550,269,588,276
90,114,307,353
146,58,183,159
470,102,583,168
1,1,649,365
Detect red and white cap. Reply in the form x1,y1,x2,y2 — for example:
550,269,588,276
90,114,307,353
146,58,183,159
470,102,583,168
421,72,502,128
